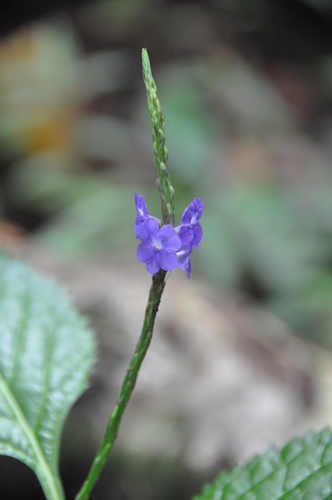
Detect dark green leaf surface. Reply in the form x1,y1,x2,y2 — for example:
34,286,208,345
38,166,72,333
193,429,332,500
0,256,96,499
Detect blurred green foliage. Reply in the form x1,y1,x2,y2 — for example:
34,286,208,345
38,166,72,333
1,0,332,350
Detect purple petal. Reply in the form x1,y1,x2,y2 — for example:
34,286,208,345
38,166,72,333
149,215,161,224
194,198,204,219
178,225,194,246
134,192,151,233
177,244,193,264
134,216,143,233
176,244,193,278
181,197,204,225
146,257,160,274
158,250,179,271
177,256,191,278
158,225,181,251
192,223,203,249
137,243,155,263
136,219,159,242
184,257,191,278
181,200,196,225
135,192,149,219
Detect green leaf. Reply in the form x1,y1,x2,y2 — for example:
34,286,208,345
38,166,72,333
0,256,96,499
193,429,332,500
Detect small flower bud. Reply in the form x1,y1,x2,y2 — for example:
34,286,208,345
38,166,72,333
160,163,167,176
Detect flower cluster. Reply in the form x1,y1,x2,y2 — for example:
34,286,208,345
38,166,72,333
134,193,203,278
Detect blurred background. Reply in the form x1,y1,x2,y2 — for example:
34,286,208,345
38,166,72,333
1,0,332,498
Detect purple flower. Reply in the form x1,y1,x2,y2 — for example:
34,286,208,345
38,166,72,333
134,193,203,278
134,192,159,233
136,219,181,274
177,197,204,249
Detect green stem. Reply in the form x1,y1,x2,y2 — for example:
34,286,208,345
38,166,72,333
142,48,175,226
75,269,167,500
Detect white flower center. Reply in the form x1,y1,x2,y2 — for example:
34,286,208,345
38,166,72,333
152,238,162,251
190,214,198,227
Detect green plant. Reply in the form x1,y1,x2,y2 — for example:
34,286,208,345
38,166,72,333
0,49,330,500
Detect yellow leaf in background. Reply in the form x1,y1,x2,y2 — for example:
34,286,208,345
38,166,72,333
0,22,80,161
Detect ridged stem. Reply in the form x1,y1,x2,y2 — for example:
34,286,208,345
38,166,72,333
142,48,175,226
75,270,167,500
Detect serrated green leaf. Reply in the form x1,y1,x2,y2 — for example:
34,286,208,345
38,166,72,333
0,256,96,499
193,429,332,500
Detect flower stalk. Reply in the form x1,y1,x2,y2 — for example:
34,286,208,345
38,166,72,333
75,49,172,500
76,48,203,500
